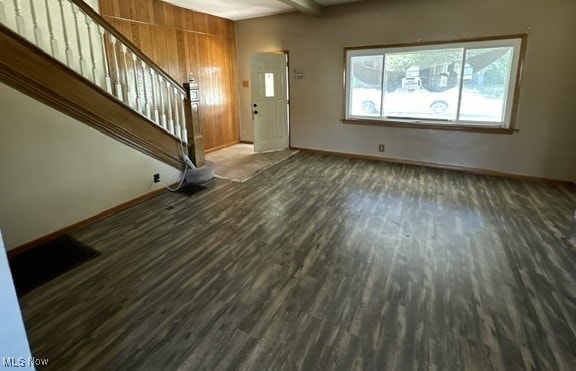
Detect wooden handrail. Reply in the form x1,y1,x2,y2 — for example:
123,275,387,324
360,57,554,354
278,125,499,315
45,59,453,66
0,22,184,169
69,0,186,96
0,1,193,167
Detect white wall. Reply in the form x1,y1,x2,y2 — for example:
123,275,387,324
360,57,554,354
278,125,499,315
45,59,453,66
85,0,99,11
0,82,181,251
235,0,576,181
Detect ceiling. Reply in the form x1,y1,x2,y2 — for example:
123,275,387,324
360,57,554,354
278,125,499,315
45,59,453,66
163,0,362,21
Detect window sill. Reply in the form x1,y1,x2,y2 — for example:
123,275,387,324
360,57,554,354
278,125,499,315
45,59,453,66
341,118,517,135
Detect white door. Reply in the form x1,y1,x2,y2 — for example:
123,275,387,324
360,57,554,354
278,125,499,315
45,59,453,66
251,53,289,153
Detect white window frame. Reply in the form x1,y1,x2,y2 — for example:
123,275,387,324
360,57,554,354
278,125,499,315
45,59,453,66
343,35,527,133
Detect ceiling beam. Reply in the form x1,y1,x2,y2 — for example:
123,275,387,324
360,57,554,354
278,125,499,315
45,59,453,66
278,0,323,16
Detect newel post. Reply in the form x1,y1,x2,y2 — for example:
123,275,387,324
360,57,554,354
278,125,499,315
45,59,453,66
183,75,205,167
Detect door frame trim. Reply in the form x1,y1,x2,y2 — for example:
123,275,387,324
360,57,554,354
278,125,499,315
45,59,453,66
283,50,291,150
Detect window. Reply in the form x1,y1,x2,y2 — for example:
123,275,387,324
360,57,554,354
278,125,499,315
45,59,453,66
265,72,275,97
344,35,526,132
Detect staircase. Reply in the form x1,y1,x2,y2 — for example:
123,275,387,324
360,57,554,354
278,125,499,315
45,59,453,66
0,0,202,168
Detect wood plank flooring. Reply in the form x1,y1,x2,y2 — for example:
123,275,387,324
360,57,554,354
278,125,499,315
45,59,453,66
18,153,576,370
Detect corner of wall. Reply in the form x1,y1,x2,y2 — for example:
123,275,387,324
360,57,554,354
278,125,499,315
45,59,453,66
0,82,182,251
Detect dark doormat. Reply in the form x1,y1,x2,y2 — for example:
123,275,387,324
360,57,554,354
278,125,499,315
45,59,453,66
9,235,100,297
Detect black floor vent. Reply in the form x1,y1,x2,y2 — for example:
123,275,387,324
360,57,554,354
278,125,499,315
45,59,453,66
9,235,99,297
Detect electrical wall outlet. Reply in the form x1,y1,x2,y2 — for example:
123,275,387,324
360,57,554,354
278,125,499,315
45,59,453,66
153,173,160,183
378,144,386,152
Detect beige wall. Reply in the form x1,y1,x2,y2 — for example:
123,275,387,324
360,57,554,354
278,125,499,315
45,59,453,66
235,0,576,181
0,82,182,250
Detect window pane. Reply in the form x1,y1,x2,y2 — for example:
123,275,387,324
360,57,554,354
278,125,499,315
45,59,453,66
458,47,513,122
265,73,275,97
349,55,383,116
383,48,463,120
344,37,522,128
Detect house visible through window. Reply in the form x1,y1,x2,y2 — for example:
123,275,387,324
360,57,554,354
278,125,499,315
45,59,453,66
344,35,526,131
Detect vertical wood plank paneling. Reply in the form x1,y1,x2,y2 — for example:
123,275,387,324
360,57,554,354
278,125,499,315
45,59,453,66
146,1,154,26
148,24,160,70
209,36,220,150
173,6,185,31
196,34,213,148
130,22,141,47
111,0,121,18
135,0,151,23
162,2,175,29
118,1,131,19
192,12,208,34
137,23,152,58
182,32,192,80
207,15,223,36
128,0,138,21
98,0,113,16
153,24,167,77
175,29,187,84
100,0,239,151
164,27,179,82
226,39,235,142
151,0,164,27
185,11,195,32
227,38,239,142
114,19,132,44
211,36,224,145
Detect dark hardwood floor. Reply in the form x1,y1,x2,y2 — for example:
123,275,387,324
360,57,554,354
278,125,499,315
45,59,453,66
18,153,576,370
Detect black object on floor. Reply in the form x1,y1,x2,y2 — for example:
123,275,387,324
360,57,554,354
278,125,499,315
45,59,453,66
9,235,99,297
178,183,209,196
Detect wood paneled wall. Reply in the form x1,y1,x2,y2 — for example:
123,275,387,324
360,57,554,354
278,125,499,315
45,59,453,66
99,0,239,151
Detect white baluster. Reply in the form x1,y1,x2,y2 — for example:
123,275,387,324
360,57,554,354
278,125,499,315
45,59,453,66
120,44,132,106
180,94,187,143
158,75,167,130
172,87,180,139
99,27,112,94
71,3,86,77
13,0,26,36
0,0,6,24
166,81,174,134
141,61,151,119
131,53,142,112
1,0,193,141
109,35,123,101
58,0,73,67
150,69,159,124
44,0,59,59
85,17,97,84
28,0,43,47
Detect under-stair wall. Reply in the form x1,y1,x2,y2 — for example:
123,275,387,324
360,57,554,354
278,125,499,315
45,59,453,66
0,81,182,251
